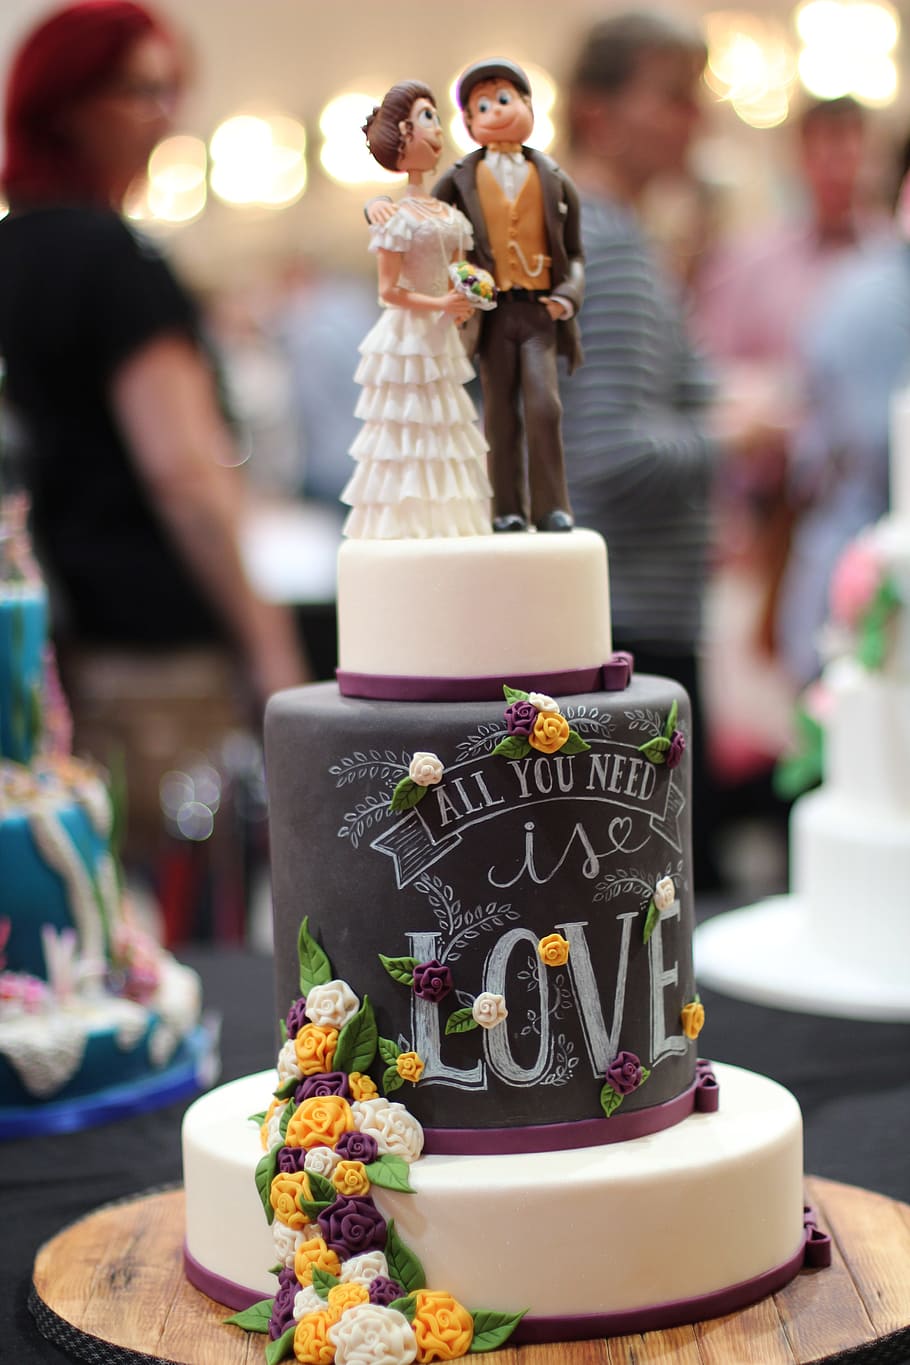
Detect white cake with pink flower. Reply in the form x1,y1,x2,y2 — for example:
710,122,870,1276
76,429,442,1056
696,384,910,1020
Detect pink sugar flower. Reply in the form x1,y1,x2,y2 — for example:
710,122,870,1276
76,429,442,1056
829,540,881,628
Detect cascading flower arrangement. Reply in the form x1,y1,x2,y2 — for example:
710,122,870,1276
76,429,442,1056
230,918,524,1364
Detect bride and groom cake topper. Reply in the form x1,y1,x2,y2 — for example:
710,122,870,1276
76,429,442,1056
346,58,584,539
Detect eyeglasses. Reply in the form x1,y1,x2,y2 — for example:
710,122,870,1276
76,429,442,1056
104,79,181,115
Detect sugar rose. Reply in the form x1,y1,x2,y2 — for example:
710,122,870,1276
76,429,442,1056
348,1072,379,1101
272,1219,305,1269
504,698,537,737
339,1249,390,1286
293,1310,336,1365
328,1302,418,1365
335,1130,379,1165
411,959,453,1003
296,1070,351,1104
606,1050,645,1096
653,877,676,913
681,1000,705,1040
529,711,570,754
317,1195,387,1260
303,1144,341,1178
277,1036,303,1085
294,1024,339,1076
332,1159,371,1197
305,979,360,1030
270,1170,313,1230
269,1267,299,1341
285,1094,354,1150
527,691,560,714
350,1096,424,1162
537,932,570,967
408,751,444,787
294,1236,342,1287
396,1050,425,1084
411,1288,474,1361
260,1096,284,1152
293,1284,325,1320
666,730,686,770
327,1282,370,1316
472,992,508,1030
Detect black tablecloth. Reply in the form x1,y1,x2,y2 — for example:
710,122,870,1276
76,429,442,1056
4,927,909,1363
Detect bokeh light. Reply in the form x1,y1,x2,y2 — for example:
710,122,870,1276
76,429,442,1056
793,0,900,106
319,92,400,186
210,113,307,207
704,13,797,129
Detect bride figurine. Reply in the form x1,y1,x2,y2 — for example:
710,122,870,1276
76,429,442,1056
342,81,492,538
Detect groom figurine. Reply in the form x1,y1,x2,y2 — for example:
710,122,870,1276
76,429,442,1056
434,59,584,532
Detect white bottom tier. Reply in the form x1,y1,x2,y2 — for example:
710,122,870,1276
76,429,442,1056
182,1062,806,1325
695,895,910,1021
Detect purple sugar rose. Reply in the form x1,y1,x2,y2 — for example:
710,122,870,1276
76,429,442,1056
369,1275,406,1307
666,730,686,770
317,1196,387,1260
504,698,538,737
295,1071,350,1104
277,1145,308,1174
269,1267,299,1339
285,997,308,1039
335,1130,379,1165
606,1050,645,1096
412,958,453,1004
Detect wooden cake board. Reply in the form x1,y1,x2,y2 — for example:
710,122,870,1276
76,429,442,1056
29,1176,910,1365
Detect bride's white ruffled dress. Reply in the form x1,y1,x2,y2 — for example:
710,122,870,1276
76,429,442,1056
342,201,492,539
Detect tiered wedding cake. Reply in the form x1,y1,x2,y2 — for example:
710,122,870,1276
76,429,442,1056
696,385,910,1021
0,498,212,1134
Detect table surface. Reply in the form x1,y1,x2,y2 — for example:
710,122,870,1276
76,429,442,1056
4,907,909,1364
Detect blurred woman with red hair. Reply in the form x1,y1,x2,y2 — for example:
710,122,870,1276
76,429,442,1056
0,2,307,863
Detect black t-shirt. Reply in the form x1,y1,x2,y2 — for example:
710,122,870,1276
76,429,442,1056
0,204,223,646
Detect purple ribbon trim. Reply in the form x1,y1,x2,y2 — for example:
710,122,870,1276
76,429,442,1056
337,652,635,703
185,1228,813,1331
421,1074,702,1155
803,1203,833,1268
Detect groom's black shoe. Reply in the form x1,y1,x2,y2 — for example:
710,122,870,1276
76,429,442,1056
492,513,528,532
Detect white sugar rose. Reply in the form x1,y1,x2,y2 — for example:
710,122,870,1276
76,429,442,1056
303,1145,341,1178
472,991,508,1030
271,1221,304,1268
276,1036,302,1085
293,1284,325,1319
654,877,676,913
408,751,444,787
328,1302,417,1365
528,691,560,714
350,1096,424,1163
264,1107,285,1152
339,1250,389,1285
304,978,360,1030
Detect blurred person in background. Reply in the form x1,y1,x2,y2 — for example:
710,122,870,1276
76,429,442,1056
562,11,722,887
0,0,307,868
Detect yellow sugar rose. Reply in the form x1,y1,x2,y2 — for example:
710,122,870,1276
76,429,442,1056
327,1282,370,1316
285,1094,355,1150
396,1050,425,1084
260,1096,283,1150
412,1288,474,1361
293,1310,336,1364
270,1170,313,1230
294,1024,339,1076
529,712,570,754
681,1000,705,1040
332,1159,371,1197
537,932,570,967
294,1236,342,1286
348,1072,378,1101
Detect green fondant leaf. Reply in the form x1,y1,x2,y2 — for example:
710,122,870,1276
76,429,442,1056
334,995,378,1074
599,1082,624,1118
638,735,670,764
279,1018,288,1044
642,898,660,945
385,1220,426,1293
298,917,333,995
378,954,419,986
470,1309,528,1351
248,1110,267,1127
560,730,590,755
378,1035,402,1066
268,1263,283,1276
773,708,824,801
265,1324,297,1365
383,1064,405,1094
389,776,426,813
311,1266,340,1300
278,1099,294,1142
492,734,532,760
365,1154,414,1193
387,1295,417,1322
445,1006,480,1036
224,1297,274,1332
502,684,530,703
255,1148,279,1224
307,1171,336,1204
663,699,679,741
273,1075,297,1101
640,1065,651,1086
297,1196,334,1219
